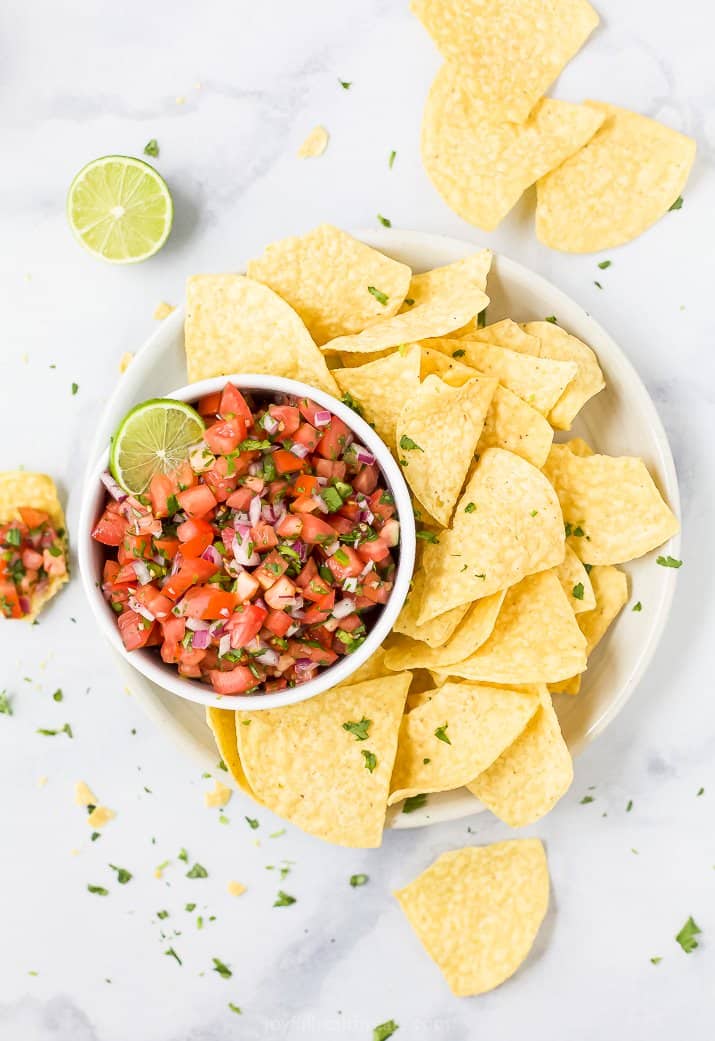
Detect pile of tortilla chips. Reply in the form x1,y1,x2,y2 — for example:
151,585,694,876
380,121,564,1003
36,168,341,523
412,0,695,249
189,225,679,857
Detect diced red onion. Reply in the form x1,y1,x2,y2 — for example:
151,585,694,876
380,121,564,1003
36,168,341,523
210,621,226,637
294,658,315,672
244,476,265,493
313,410,332,428
186,617,211,632
316,476,328,486
248,461,262,477
285,623,301,637
132,560,153,586
249,495,262,527
100,470,128,502
359,560,374,577
359,507,375,525
201,545,223,567
192,628,211,650
254,596,268,611
323,616,340,632
218,634,231,658
353,444,376,465
255,647,280,667
324,540,340,557
128,594,154,621
290,442,309,459
170,552,184,577
232,533,260,567
332,598,356,619
311,495,329,515
188,442,215,473
290,540,307,563
19,595,31,615
342,576,359,593
261,413,279,435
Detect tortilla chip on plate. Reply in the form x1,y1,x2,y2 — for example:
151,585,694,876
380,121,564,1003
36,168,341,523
395,839,549,996
393,567,469,649
401,250,492,311
470,319,541,356
468,686,573,826
421,65,605,231
521,321,605,429
543,443,679,564
205,708,256,799
536,102,696,252
333,345,421,448
411,0,599,124
237,674,410,847
384,591,505,672
297,125,329,158
417,448,565,622
185,274,337,394
396,373,496,526
246,225,412,344
553,544,596,614
388,680,539,805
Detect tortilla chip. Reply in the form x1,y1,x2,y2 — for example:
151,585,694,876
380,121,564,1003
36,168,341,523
471,319,541,356
297,125,329,158
420,348,554,467
432,336,577,417
322,285,489,354
565,437,594,457
411,0,599,124
237,674,410,847
388,680,539,805
543,443,680,564
550,565,628,695
554,544,596,614
0,471,68,622
246,225,412,344
204,708,255,799
401,250,492,312
395,839,549,996
468,687,573,825
521,321,604,429
417,448,565,621
185,274,338,394
396,374,496,526
421,65,605,231
393,567,469,648
536,102,696,252
384,591,505,672
333,345,421,448
343,644,394,685
443,571,586,684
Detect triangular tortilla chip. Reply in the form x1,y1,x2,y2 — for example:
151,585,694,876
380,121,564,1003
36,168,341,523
333,345,421,448
553,544,596,614
401,250,492,311
393,566,469,648
205,708,256,799
521,321,604,429
384,591,505,672
470,318,541,355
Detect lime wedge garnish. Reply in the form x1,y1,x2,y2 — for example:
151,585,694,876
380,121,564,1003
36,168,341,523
67,155,173,264
110,399,205,494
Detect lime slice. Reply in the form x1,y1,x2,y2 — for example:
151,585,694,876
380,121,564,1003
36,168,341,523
67,156,173,263
110,399,205,494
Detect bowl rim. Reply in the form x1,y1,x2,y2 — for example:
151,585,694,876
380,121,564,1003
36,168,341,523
78,372,416,711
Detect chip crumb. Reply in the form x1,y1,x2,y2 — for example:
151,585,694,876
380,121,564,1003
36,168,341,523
176,95,186,105
298,126,329,159
153,301,176,321
86,805,115,828
75,780,98,807
70,848,80,856
37,775,48,788
204,780,233,809
227,880,246,897
119,352,134,374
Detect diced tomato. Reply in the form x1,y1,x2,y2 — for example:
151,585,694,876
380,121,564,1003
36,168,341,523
219,384,253,432
197,391,221,416
335,612,363,632
92,508,127,546
302,576,332,603
117,610,156,651
314,459,347,481
122,532,154,559
316,417,351,460
327,546,364,581
268,404,300,436
297,399,326,425
181,586,239,620
176,485,217,519
163,558,218,600
295,557,318,589
264,677,289,693
149,473,178,518
356,538,391,563
292,474,321,498
251,523,278,552
293,423,321,452
275,514,303,538
43,549,67,577
209,666,260,695
176,517,214,558
227,603,268,647
153,535,180,560
380,518,400,547
300,515,336,545
174,461,197,491
264,609,292,637
301,603,331,625
291,495,320,514
0,581,22,619
353,464,379,495
159,615,186,663
254,550,289,590
361,570,392,604
115,562,140,584
337,501,361,521
22,548,44,570
287,640,338,666
204,416,243,455
264,575,297,610
368,488,395,522
176,644,207,668
18,507,49,528
133,584,174,620
273,450,305,475
226,486,255,510
327,515,355,536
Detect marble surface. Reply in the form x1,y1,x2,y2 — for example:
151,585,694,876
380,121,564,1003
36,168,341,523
1,1,714,1038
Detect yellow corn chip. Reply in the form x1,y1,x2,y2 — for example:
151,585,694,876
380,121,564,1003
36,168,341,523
395,839,549,996
393,566,469,648
422,66,605,231
246,225,412,344
401,250,492,311
554,544,596,614
333,345,421,447
237,674,410,847
411,0,599,123
342,644,393,685
543,443,679,564
185,274,337,394
322,286,488,354
205,708,256,800
565,437,594,457
471,319,541,356
536,102,696,252
521,321,605,429
417,448,565,621
0,471,68,622
388,680,539,805
420,348,554,467
396,373,496,526
468,687,573,825
384,591,505,672
550,565,628,695
297,125,329,158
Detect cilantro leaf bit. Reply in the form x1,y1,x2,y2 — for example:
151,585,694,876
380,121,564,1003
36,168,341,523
0,691,12,716
697,787,705,796
373,1020,399,1041
416,529,439,544
368,285,389,306
650,956,662,965
434,723,451,745
632,601,642,612
362,749,377,773
598,260,612,269
350,873,369,887
669,195,683,211
338,79,352,90
87,884,108,896
178,847,189,862
452,348,466,358
377,214,392,228
185,903,196,912
594,281,603,289
144,139,160,158
212,957,232,978
36,722,73,738
656,555,682,569
245,816,259,830
580,795,594,804
572,582,585,600
52,689,63,701
341,392,364,418
157,910,169,920
675,916,701,953
464,502,476,513
109,864,132,884
626,800,633,812
402,793,427,814
71,382,79,395
186,862,208,879
545,315,557,324
165,947,182,965
228,1003,242,1014
274,890,297,907
388,150,396,169
399,435,423,452
342,716,371,741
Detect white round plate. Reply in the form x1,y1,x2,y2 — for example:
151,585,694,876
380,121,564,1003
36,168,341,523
86,229,680,830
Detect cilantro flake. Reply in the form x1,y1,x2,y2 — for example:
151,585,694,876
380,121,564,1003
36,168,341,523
274,890,296,907
350,873,368,887
87,884,108,896
632,601,642,612
598,260,612,269
368,285,389,306
675,916,701,953
71,382,79,395
545,315,557,324
377,214,392,228
399,434,423,452
212,957,232,978
186,862,208,879
245,816,259,830
0,691,12,716
669,195,683,211
144,139,159,157
165,947,182,965
342,716,371,741
402,793,427,814
656,555,682,569
373,1020,399,1041
109,864,132,884
338,79,352,90
388,150,396,169
434,723,451,745
572,582,585,600
361,749,377,773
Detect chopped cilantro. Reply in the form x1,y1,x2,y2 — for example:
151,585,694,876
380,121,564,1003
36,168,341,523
342,716,371,741
71,382,79,395
368,285,389,306
580,795,594,804
212,957,232,978
0,691,12,716
178,847,189,862
274,890,296,907
632,601,642,612
377,214,392,228
341,391,364,417
36,722,72,738
650,956,662,965
675,916,701,953
594,281,603,289
434,723,451,745
399,435,423,452
452,348,466,358
464,502,476,513
598,260,612,269
416,530,439,544
245,816,259,830
144,139,159,157
5,527,21,546
321,486,344,512
656,555,682,568
423,757,431,765
228,1003,242,1014
52,689,63,702
186,862,208,879
87,884,108,896
165,947,182,965
361,749,377,773
388,149,396,169
697,787,705,797
402,793,427,814
572,582,585,600
90,832,101,842
373,1020,399,1041
109,864,132,884
669,195,683,211
350,873,368,887
626,800,633,812
157,910,169,920
338,79,352,90
545,315,557,324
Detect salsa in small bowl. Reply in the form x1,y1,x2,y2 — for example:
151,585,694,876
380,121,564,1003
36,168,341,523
79,375,415,710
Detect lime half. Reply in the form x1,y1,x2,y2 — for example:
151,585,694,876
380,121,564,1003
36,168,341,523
67,156,173,263
110,399,205,494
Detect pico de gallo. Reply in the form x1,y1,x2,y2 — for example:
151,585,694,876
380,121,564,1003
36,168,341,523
0,509,68,619
92,384,400,695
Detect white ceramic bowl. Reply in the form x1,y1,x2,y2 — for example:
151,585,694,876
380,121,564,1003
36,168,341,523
78,374,416,710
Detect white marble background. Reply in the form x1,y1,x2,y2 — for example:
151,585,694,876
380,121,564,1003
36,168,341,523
1,1,714,1038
